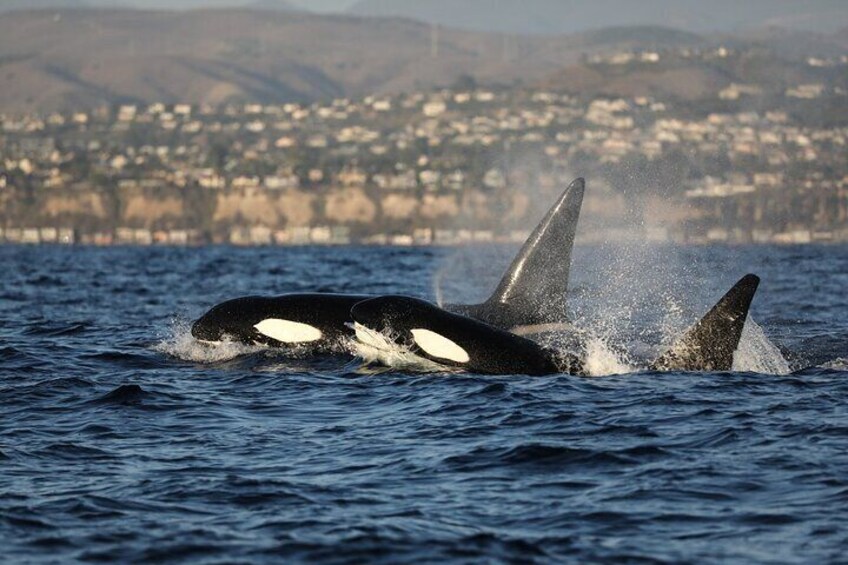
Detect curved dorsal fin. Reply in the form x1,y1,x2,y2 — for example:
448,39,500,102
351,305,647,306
652,274,760,372
451,178,585,329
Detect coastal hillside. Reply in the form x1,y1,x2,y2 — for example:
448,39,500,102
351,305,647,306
0,8,844,114
0,8,564,114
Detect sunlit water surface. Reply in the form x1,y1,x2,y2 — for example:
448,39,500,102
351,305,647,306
1,244,846,563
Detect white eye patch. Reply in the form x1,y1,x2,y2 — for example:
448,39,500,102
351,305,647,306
254,319,323,343
411,329,470,364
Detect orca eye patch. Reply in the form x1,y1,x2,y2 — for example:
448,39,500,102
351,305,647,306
254,319,323,343
411,329,470,364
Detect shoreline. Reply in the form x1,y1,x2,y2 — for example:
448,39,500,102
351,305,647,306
3,224,846,247
2,238,845,248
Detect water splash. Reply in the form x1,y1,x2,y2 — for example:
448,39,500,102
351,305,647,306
433,263,447,307
822,358,848,371
734,318,791,375
581,336,633,376
152,317,265,363
350,323,452,373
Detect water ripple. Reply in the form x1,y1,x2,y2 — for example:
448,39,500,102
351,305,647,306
0,245,846,563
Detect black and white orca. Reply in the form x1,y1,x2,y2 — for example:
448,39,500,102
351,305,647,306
191,293,371,350
191,178,586,351
349,275,761,375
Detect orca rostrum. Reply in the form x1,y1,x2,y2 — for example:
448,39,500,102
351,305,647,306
191,179,586,351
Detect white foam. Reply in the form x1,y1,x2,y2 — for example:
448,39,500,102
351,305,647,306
733,318,791,375
153,318,265,363
581,335,634,377
822,358,848,371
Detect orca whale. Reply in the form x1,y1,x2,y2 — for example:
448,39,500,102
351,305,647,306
191,293,371,350
349,274,761,375
191,178,586,351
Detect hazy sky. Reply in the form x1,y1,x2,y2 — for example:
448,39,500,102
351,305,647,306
53,0,848,33
98,0,359,11
288,0,358,11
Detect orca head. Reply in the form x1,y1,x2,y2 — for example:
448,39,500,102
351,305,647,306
349,295,411,334
352,295,570,375
192,294,346,347
351,295,473,365
191,296,268,343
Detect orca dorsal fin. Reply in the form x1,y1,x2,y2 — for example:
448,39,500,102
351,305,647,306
449,178,585,329
652,274,760,372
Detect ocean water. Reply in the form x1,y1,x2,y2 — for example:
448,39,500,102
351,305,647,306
1,244,846,563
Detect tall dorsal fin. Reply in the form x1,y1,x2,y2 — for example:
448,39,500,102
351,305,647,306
448,178,585,329
652,274,760,372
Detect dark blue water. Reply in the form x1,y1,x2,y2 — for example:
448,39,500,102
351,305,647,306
1,244,846,563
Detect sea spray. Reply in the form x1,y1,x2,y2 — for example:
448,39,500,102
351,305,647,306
822,358,848,371
582,335,633,376
350,322,451,373
734,318,791,375
152,317,265,363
